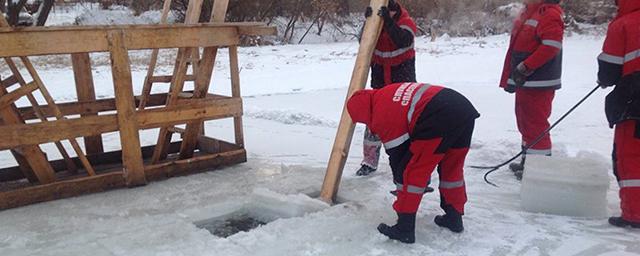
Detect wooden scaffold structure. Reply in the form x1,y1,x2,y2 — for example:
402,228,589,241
0,0,276,210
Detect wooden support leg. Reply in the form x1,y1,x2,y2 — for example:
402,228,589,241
319,0,388,204
108,30,147,186
229,46,244,147
10,148,38,183
72,53,104,155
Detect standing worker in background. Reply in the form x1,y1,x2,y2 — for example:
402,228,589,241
499,0,564,179
356,0,417,176
597,0,640,229
347,82,480,243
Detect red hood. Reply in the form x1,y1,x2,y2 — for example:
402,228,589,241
617,0,640,16
347,90,375,126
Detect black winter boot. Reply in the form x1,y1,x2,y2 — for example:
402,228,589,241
377,213,416,244
609,217,640,229
356,165,377,176
434,205,464,233
509,155,526,181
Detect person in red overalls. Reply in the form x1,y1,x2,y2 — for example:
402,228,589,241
597,0,640,229
347,83,480,243
356,0,417,176
499,0,564,179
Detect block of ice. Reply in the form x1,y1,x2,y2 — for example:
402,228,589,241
520,151,610,218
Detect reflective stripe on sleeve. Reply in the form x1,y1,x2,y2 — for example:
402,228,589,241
407,84,431,123
598,53,625,65
619,180,640,188
525,19,539,27
373,43,415,58
508,78,562,88
384,133,410,149
439,180,465,189
625,49,640,63
399,25,416,37
542,40,562,50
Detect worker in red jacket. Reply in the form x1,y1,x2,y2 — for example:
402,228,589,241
357,0,417,176
597,0,640,229
499,0,564,178
347,83,480,243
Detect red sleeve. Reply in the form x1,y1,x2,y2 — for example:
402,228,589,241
523,11,564,70
397,16,417,36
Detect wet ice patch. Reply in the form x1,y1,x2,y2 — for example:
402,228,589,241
245,108,337,127
194,188,329,238
521,152,610,217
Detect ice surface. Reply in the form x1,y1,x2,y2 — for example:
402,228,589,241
521,152,611,217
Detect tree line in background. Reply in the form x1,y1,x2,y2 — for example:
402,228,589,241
2,0,619,39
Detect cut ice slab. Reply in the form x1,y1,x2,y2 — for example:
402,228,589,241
193,188,330,237
520,152,611,218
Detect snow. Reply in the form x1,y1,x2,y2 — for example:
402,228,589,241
1,30,640,255
521,153,610,218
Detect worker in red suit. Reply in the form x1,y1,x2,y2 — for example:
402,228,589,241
499,0,564,178
347,82,480,243
597,0,640,229
356,0,418,177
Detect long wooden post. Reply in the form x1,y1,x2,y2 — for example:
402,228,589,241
72,53,104,155
108,30,147,186
320,0,388,204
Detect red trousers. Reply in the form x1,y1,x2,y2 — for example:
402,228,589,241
614,120,640,222
515,88,555,155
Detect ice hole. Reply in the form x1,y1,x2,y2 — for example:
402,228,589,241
194,188,330,238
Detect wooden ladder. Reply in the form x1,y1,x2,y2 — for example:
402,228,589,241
0,14,96,184
145,0,241,164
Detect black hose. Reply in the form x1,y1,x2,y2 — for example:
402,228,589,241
475,84,601,186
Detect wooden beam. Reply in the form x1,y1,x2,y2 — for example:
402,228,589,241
108,30,147,187
211,0,230,22
0,81,38,110
320,0,388,204
0,23,277,57
0,172,126,210
72,53,104,155
229,46,245,147
145,148,246,181
0,75,18,88
149,75,197,83
0,97,242,149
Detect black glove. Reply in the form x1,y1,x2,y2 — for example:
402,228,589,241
511,62,534,87
504,85,516,94
365,7,373,18
598,80,613,89
378,6,395,27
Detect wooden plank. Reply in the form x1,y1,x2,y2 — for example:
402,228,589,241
320,0,388,204
0,172,126,210
0,83,56,184
145,148,246,181
229,46,245,147
138,0,174,110
0,24,267,57
72,53,104,155
4,58,79,174
0,81,38,110
9,149,38,183
178,0,230,159
237,26,278,36
19,56,95,176
0,98,242,150
107,30,147,187
149,75,197,83
0,75,18,88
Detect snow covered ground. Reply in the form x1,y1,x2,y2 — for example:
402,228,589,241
1,33,640,255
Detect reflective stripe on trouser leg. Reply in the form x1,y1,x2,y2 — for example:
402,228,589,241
438,148,469,214
515,89,555,153
362,127,381,169
614,120,640,222
394,139,443,213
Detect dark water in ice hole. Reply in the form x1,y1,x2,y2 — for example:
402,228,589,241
196,213,267,238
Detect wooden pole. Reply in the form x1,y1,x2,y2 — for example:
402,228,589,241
229,45,244,147
72,53,104,155
319,0,388,204
107,30,146,186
